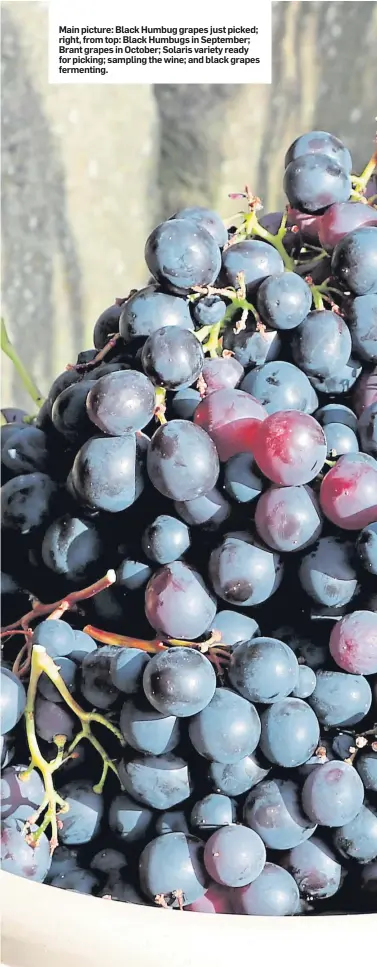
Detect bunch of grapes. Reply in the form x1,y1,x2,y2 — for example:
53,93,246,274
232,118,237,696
1,129,377,918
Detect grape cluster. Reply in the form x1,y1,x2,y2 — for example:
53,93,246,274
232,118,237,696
1,129,377,918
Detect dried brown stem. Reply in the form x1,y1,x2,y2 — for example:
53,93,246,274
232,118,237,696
1,570,116,635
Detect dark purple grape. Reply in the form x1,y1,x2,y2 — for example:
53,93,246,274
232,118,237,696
188,688,261,763
109,793,154,844
291,310,351,379
284,154,351,214
1,819,51,882
143,646,216,716
35,698,75,743
110,648,150,695
52,382,95,443
1,473,58,535
81,646,120,709
242,361,318,416
58,780,104,846
193,295,227,327
171,388,201,420
298,536,358,607
145,219,221,294
1,668,26,735
171,206,227,248
243,778,317,850
356,751,377,792
117,556,153,591
232,862,300,916
142,514,190,565
119,285,193,345
324,422,359,457
221,240,284,296
284,131,352,173
155,810,190,837
356,522,377,575
255,485,322,553
259,698,320,768
201,356,244,394
359,401,377,456
41,514,104,583
93,304,122,350
190,794,236,834
319,202,377,252
38,657,76,704
51,869,100,895
32,619,74,658
333,804,377,864
310,356,362,395
257,273,312,330
315,403,358,432
1,427,49,476
141,327,204,392
120,695,180,755
280,836,343,899
119,754,192,810
301,761,364,827
208,754,271,797
90,848,127,875
47,369,81,406
332,226,377,295
147,420,219,501
140,832,208,906
223,452,264,504
209,532,283,607
204,825,265,887
222,321,281,369
86,370,155,435
174,488,231,529
353,365,377,416
211,610,260,648
0,764,45,822
309,670,372,727
229,637,298,704
71,434,142,512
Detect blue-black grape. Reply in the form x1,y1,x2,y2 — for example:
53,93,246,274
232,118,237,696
142,514,190,564
145,219,221,294
356,751,377,792
332,803,377,864
291,310,352,378
71,434,142,512
193,295,227,327
119,285,193,344
315,403,358,432
171,388,201,420
90,848,127,875
232,862,300,916
358,401,377,456
86,370,155,435
221,240,284,296
188,688,261,763
209,532,283,606
141,326,204,391
222,320,281,369
259,698,320,768
67,630,97,664
324,422,359,457
38,657,76,704
93,303,122,349
147,420,219,500
1,668,26,735
58,780,104,845
46,845,80,881
81,646,120,709
35,698,75,743
283,154,351,214
171,206,227,248
155,810,190,837
1,819,51,882
284,131,352,173
223,452,264,504
32,619,75,658
1,473,58,535
117,556,153,590
140,832,208,906
145,562,216,641
174,488,231,529
244,778,317,850
211,610,260,648
110,647,150,695
332,226,377,296
1,427,49,477
119,754,192,809
301,760,364,827
310,356,362,395
280,836,344,899
41,514,104,583
229,637,299,704
256,273,312,330
52,382,95,443
308,670,372,727
109,793,154,844
51,869,100,895
190,794,236,834
291,666,317,699
120,695,180,755
346,294,377,363
143,646,216,716
255,485,322,552
0,764,45,822
298,536,358,607
204,825,266,888
242,361,318,415
208,754,271,797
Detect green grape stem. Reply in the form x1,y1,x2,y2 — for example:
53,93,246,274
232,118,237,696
1,317,45,409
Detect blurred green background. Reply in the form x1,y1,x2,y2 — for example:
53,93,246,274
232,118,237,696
1,0,377,408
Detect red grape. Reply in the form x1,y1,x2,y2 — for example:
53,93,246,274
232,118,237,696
194,389,266,461
252,411,326,485
329,610,377,675
320,453,377,529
